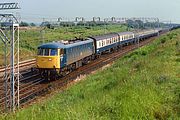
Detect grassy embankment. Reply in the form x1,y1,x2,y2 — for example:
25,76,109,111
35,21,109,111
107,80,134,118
0,29,180,119
0,25,127,65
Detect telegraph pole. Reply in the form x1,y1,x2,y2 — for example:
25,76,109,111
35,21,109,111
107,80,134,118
134,20,140,48
41,18,45,44
0,2,20,112
104,18,108,34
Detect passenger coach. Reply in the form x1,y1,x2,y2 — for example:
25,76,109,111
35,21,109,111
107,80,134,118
90,33,119,54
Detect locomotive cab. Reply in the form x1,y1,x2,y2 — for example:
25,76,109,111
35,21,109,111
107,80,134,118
36,42,67,80
36,48,61,69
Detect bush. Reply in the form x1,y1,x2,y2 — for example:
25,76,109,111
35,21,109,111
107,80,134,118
160,37,167,44
20,21,29,27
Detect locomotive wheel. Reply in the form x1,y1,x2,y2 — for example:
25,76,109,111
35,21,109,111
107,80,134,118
49,70,58,81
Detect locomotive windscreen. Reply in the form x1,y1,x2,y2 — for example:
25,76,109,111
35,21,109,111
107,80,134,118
38,48,58,56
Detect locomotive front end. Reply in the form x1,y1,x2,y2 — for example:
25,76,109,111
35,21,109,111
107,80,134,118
36,48,60,69
36,43,66,80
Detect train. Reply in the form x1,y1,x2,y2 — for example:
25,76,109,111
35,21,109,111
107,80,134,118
36,28,165,80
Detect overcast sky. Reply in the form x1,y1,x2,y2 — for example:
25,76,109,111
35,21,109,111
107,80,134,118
1,0,180,23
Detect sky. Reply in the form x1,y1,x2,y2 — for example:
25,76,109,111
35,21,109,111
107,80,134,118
1,0,180,23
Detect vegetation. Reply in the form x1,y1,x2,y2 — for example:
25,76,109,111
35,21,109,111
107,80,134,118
19,21,29,27
0,29,179,119
29,23,36,27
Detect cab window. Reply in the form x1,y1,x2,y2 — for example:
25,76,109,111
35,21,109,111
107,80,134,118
44,49,49,56
50,49,58,56
38,49,43,55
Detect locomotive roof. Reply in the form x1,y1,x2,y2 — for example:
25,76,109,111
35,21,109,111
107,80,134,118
38,42,66,49
38,38,93,49
66,38,93,48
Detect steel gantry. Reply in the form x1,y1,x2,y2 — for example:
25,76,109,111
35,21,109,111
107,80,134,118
0,2,20,112
0,3,20,10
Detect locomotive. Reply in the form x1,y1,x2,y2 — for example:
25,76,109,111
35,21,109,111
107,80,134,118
36,29,160,80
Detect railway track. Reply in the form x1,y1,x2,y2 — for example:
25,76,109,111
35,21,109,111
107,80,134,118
0,59,36,111
0,32,167,112
0,59,36,77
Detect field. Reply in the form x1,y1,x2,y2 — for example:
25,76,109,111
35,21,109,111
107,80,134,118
0,29,180,119
0,25,127,65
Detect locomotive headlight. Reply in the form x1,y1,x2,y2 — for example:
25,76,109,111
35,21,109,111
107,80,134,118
48,59,52,61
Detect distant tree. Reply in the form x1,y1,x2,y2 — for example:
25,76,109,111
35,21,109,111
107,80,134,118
126,19,144,29
20,21,29,27
60,22,75,27
135,20,144,29
30,23,36,27
40,21,50,27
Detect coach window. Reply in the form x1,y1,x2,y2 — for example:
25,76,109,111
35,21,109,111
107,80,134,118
50,49,58,56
